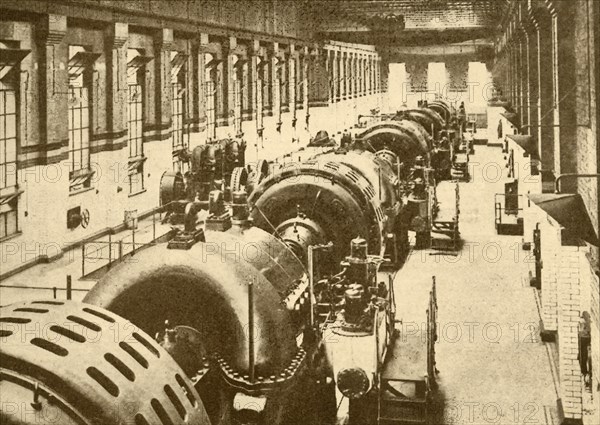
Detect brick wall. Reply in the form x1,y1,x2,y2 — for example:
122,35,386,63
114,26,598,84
588,263,600,391
405,60,428,92
3,0,305,40
557,247,586,422
445,57,469,92
540,215,562,333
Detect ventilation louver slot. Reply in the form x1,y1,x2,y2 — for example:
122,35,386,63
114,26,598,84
133,332,161,358
119,341,149,369
151,398,175,425
105,353,136,382
87,366,120,397
83,307,116,323
30,338,68,357
67,315,101,332
164,385,187,419
50,325,86,343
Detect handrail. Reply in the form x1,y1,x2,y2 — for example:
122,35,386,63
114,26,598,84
554,173,600,193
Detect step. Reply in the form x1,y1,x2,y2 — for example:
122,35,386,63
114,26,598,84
378,416,427,425
431,230,458,237
381,397,427,405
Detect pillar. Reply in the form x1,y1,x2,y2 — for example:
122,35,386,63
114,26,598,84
369,56,374,95
288,44,297,122
192,35,207,132
352,53,358,98
105,23,128,148
341,52,346,99
552,1,577,187
332,50,339,102
308,47,328,107
269,43,282,125
295,48,305,110
40,14,68,164
154,28,173,132
242,41,256,122
518,33,527,125
534,7,555,178
524,8,540,141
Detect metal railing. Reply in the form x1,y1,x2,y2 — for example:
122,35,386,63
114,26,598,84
81,209,166,277
0,275,88,303
0,208,170,304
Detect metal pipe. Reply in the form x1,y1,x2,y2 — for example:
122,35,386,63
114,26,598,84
308,245,315,327
248,278,255,383
521,124,590,129
66,275,72,300
152,213,156,241
108,234,112,269
81,245,85,277
132,226,136,254
555,173,600,193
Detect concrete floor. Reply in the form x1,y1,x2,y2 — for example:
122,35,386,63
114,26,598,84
394,144,559,425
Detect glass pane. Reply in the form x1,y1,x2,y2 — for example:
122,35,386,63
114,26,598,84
0,165,5,188
0,213,6,238
5,91,16,114
6,168,16,187
6,210,17,235
5,115,16,139
82,111,89,128
0,116,4,139
6,138,16,162
0,92,4,115
74,112,81,129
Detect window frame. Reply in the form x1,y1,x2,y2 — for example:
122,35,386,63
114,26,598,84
67,47,97,193
0,79,20,240
171,52,189,173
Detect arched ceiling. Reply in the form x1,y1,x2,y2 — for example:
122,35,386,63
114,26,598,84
305,0,511,47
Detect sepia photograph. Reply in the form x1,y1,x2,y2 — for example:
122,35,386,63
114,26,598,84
0,1,598,424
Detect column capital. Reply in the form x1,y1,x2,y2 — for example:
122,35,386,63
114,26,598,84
200,39,223,63
155,28,174,51
106,23,129,49
267,41,281,57
286,43,299,58
42,14,67,46
544,0,557,18
525,2,541,31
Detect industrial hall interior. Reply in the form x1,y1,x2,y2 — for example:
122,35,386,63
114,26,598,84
0,1,599,425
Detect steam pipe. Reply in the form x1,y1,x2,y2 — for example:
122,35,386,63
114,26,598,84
555,173,600,193
249,278,255,382
308,245,315,327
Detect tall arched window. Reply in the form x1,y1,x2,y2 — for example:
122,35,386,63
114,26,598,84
126,49,151,195
171,51,189,173
67,46,99,192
